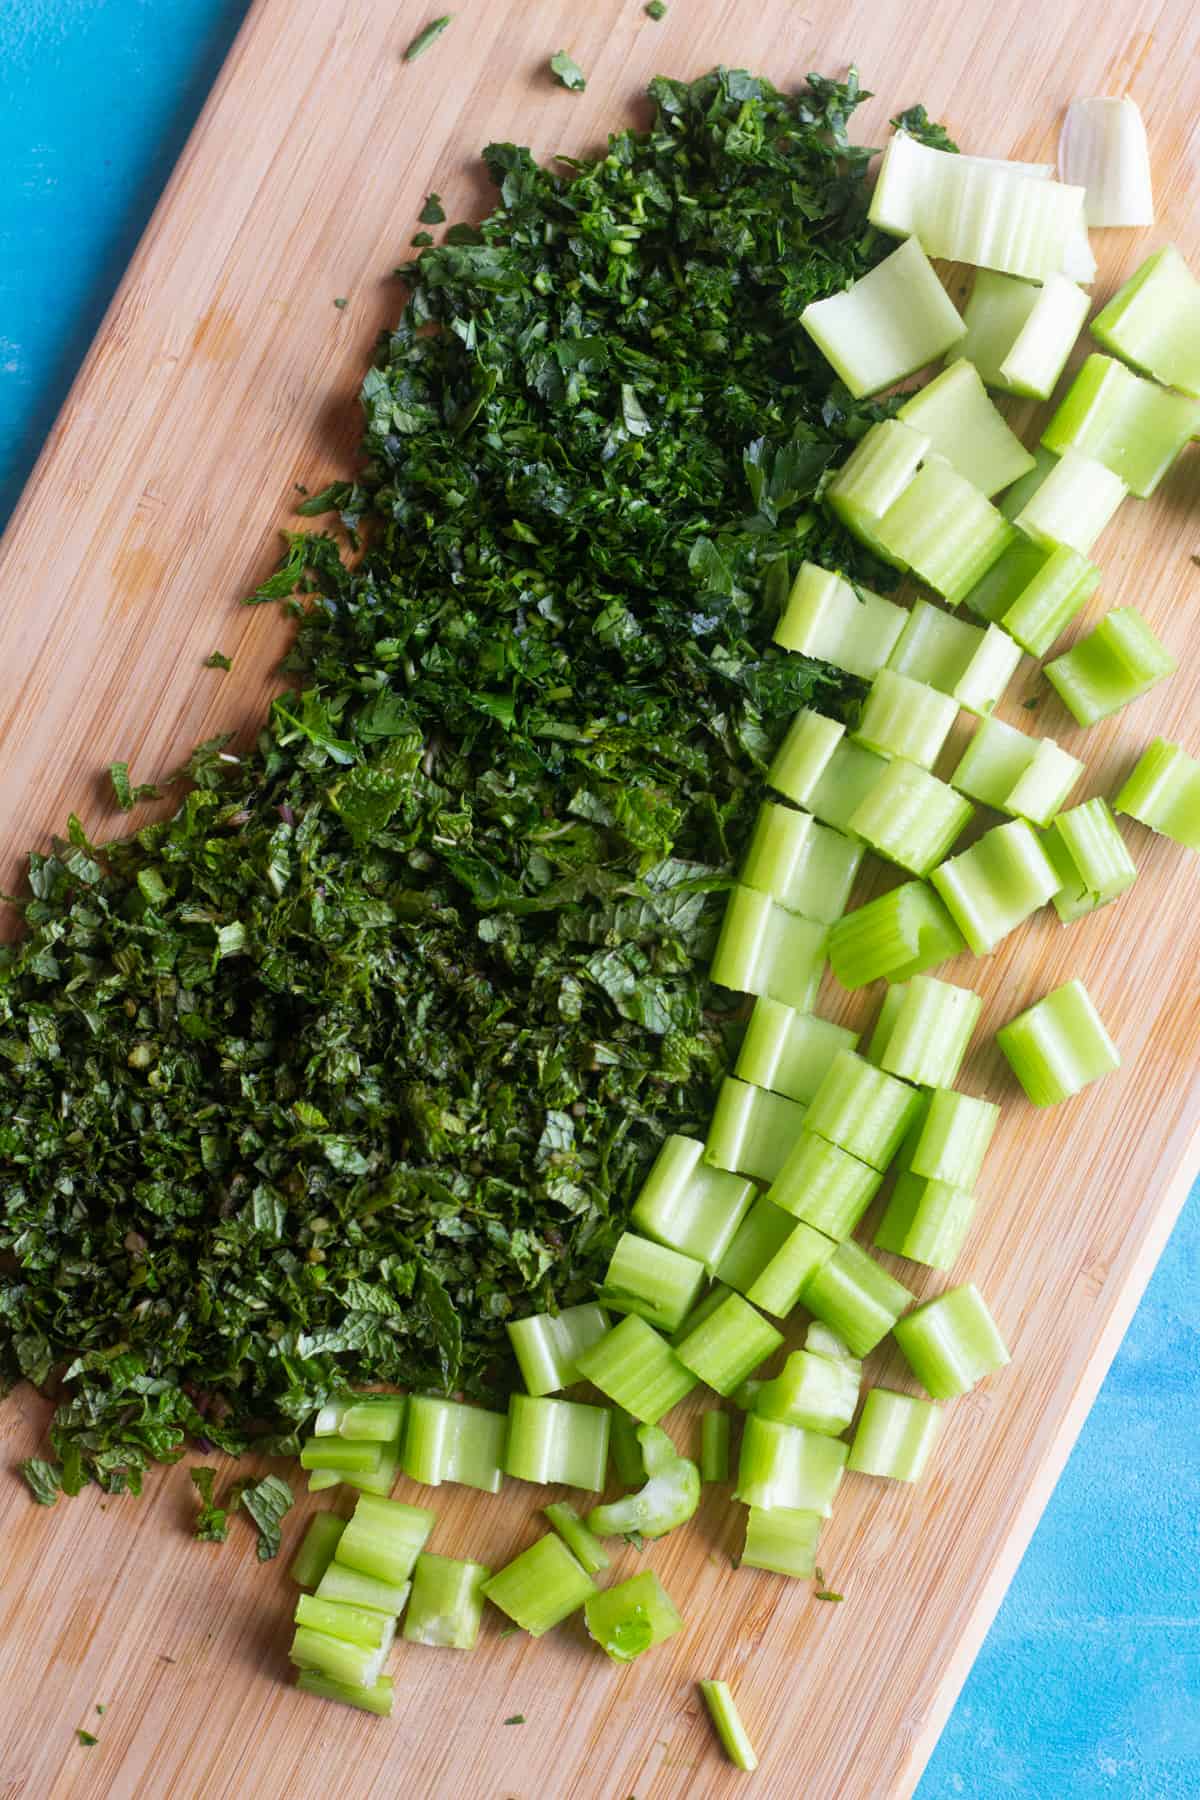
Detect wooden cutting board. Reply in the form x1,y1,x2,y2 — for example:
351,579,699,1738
1,1,1198,1795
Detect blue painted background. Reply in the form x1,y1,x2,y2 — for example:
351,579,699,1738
1,7,1197,1794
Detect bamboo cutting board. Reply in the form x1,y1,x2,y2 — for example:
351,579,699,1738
1,1,1198,1795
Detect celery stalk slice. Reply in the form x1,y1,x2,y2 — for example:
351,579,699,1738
998,446,1058,521
872,462,1015,607
800,1238,914,1357
774,562,906,680
599,1231,706,1333
765,1130,883,1240
710,884,828,1011
1059,96,1154,228
958,269,1089,401
1114,738,1200,852
873,1170,975,1270
1043,798,1137,922
402,1395,508,1494
803,1049,921,1171
584,1570,683,1663
824,418,930,562
802,738,891,835
877,974,982,1089
800,235,966,398
744,1217,838,1320
734,1413,847,1514
587,1422,700,1540
307,1470,342,1495
950,715,1084,827
996,977,1120,1104
506,1302,612,1397
977,538,1099,660
855,669,958,770
403,1552,490,1649
829,880,965,989
1015,448,1126,556
908,1087,999,1188
300,1437,383,1473
289,1513,346,1589
608,1410,647,1486
754,1348,859,1436
294,1593,394,1652
893,1282,1011,1398
897,360,1034,497
296,1669,394,1717
739,800,864,923
741,1505,823,1580
705,1076,808,1185
734,998,859,1106
887,598,1021,716
290,1625,392,1690
700,1411,731,1483
1091,243,1200,397
849,758,974,878
631,1133,754,1274
716,1195,797,1297
315,1563,410,1616
805,1320,862,1375
335,1494,435,1588
574,1314,698,1424
544,1500,611,1574
672,1290,783,1395
1044,606,1176,727
847,1389,942,1482
700,1679,759,1772
866,983,907,1066
504,1394,611,1491
765,707,845,808
1042,353,1200,496
931,818,1061,954
479,1533,594,1637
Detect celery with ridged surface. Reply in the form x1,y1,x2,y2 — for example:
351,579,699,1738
1114,738,1200,852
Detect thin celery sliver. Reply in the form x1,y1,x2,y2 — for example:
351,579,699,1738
875,974,981,1090
506,1301,612,1398
800,1239,914,1357
1044,607,1176,727
307,1470,342,1495
735,998,859,1106
402,1395,507,1494
803,1049,921,1171
931,818,1061,954
824,418,930,560
765,1130,882,1240
296,1668,394,1717
866,983,908,1066
829,881,965,990
855,669,958,770
962,532,1050,623
734,1414,847,1515
1015,448,1126,557
700,1411,731,1483
403,1552,490,1650
700,1679,759,1773
1091,243,1200,397
574,1315,698,1424
800,234,966,398
544,1501,610,1574
908,1088,999,1188
631,1134,754,1273
739,801,864,924
480,1534,594,1637
873,1171,976,1270
872,460,1015,606
991,541,1100,659
849,758,974,878
950,715,1084,827
335,1494,435,1588
893,1283,1011,1398
716,1195,797,1296
741,1505,823,1580
1114,738,1200,852
1042,353,1200,496
774,561,906,680
587,1424,700,1540
673,1290,783,1395
609,1410,647,1486
584,1570,683,1663
731,1378,765,1411
995,977,1120,1104
897,359,1034,497
754,1348,859,1436
317,1395,406,1443
1043,798,1137,923
599,1231,706,1333
289,1513,347,1589
705,1077,808,1185
803,738,892,835
710,884,828,1012
744,1218,838,1320
294,1594,394,1652
998,446,1058,522
300,1437,382,1474
766,707,845,807
315,1563,410,1615
504,1394,611,1491
848,1389,943,1482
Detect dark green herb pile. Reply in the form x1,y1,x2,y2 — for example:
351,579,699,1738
1,69,933,1500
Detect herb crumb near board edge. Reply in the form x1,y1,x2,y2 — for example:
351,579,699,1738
403,14,452,62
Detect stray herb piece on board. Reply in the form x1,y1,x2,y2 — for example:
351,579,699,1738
76,1731,98,1748
240,1475,293,1560
550,51,587,91
419,193,446,224
107,761,160,810
191,1467,230,1541
645,1,668,17
504,1715,526,1726
203,651,232,671
404,15,452,61
20,1458,62,1505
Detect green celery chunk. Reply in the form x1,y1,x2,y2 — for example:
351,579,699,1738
1091,243,1200,397
849,758,974,878
897,359,1034,496
734,1414,847,1514
716,1195,797,1296
754,1347,859,1435
739,801,864,923
300,1437,382,1474
801,1238,914,1357
544,1501,610,1574
631,1133,754,1273
290,1618,395,1689
875,974,981,1089
705,1076,808,1184
315,1562,410,1615
672,1290,783,1395
731,1378,765,1411
744,1217,838,1319
710,885,828,1011
998,446,1058,521
800,235,966,398
1015,448,1126,556
699,1679,759,1772
847,1389,943,1481
312,1394,407,1443
805,1320,862,1375
289,1513,346,1588
894,1283,1011,1398
873,1171,976,1270
950,715,1084,827
574,1315,698,1424
1043,798,1137,922
931,818,1061,954
506,1302,612,1397
504,1394,611,1491
608,1411,646,1486
887,598,1021,715
828,880,966,988
402,1395,507,1494
480,1534,595,1636
774,561,906,679
741,1504,823,1580
735,998,859,1106
824,418,930,564
1042,352,1200,496
871,460,1015,606
908,1087,999,1187
296,1669,394,1717
765,1130,883,1240
307,1471,342,1495
1044,607,1176,727
335,1494,435,1588
866,983,908,1065
294,1593,392,1651
599,1231,706,1334
962,532,1051,623
403,1552,490,1650
855,669,958,770
959,269,1089,400
803,738,892,834
700,1411,731,1483
996,977,1120,1104
587,1423,700,1540
1114,738,1200,852
766,708,845,807
992,541,1100,659
584,1570,683,1663
803,1048,921,1170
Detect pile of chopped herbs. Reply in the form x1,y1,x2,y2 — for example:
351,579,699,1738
1,67,928,1500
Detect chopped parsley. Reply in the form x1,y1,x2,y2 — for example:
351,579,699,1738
549,51,587,92
203,651,233,671
403,15,452,62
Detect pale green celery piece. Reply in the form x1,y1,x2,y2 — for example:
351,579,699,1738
289,1514,347,1588
731,1377,765,1411
506,1301,612,1397
774,561,907,679
402,1553,490,1649
847,1388,943,1481
999,274,1091,399
804,738,891,834
574,1315,698,1424
1043,798,1138,922
823,418,930,564
307,1470,342,1495
290,1622,393,1690
996,977,1120,1104
997,446,1058,522
957,268,1041,387
1091,243,1200,397
805,1320,862,1375
295,1669,394,1717
849,758,974,878
315,1563,411,1616
609,1410,646,1485
668,1281,735,1345
312,1398,349,1437
740,1505,823,1580
766,707,845,807
739,801,864,923
800,1238,915,1357
1015,447,1126,555
996,543,1101,659
1044,607,1177,727
1114,738,1200,852
897,359,1034,496
630,1133,754,1274
754,1348,860,1435
587,1423,700,1540
893,1282,1011,1398
402,1395,508,1494
765,1130,883,1240
705,1076,808,1185
950,715,1084,827
313,1395,406,1443
828,880,965,988
1042,353,1200,496
873,1170,976,1269
930,818,1061,953
803,1048,921,1170
872,460,1015,606
734,1413,848,1514
866,983,907,1065
855,668,959,770
716,1195,797,1296
314,1438,401,1498
909,1087,999,1188
894,1087,932,1172
599,1231,706,1333
479,1534,595,1636
584,1570,683,1663
963,534,1049,623
885,599,1021,714
544,1501,610,1574
878,974,982,1089
673,1289,783,1394
744,1218,838,1319
735,998,860,1106
709,885,828,1011
955,626,1024,717
800,234,966,398
300,1437,382,1474
504,1394,611,1491
700,1411,731,1482
699,1679,759,1773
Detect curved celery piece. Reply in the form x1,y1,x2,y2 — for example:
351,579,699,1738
803,1048,921,1171
296,1669,394,1716
1060,95,1153,228
848,1389,943,1482
1114,738,1200,852
587,1424,700,1541
672,1289,782,1395
893,1283,1011,1398
315,1562,410,1616
998,446,1058,522
479,1533,594,1637
731,1378,765,1412
744,1218,838,1320
740,1505,822,1581
575,1315,697,1424
716,1195,796,1296
897,360,1034,497
584,1569,684,1663
877,974,982,1089
872,461,1015,606
804,738,891,834
710,885,827,1012
766,707,845,807
735,998,859,1106
909,1088,999,1189
700,1411,731,1483
599,1231,706,1334
800,1238,915,1357
849,758,974,878
504,1394,611,1491
403,1553,490,1650
631,1134,754,1274
609,1410,646,1486
950,715,1084,827
1044,607,1176,728
774,561,907,680
739,801,864,924
931,818,1060,954
962,532,1048,624
1015,447,1126,556
506,1301,612,1397
873,1170,976,1270
828,880,965,988
855,669,958,771
996,977,1120,1105
705,1076,808,1185
1042,798,1137,922
754,1348,859,1436
313,1394,407,1444
1042,354,1200,497
544,1501,610,1575
307,1470,342,1495
700,1679,760,1772
800,235,966,399
402,1395,507,1494
336,1495,435,1589
734,1413,847,1515
823,418,930,563
290,1515,347,1589
1091,244,1200,398
959,269,1089,400
765,1130,882,1240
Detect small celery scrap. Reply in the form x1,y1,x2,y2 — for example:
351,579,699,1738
587,1424,700,1540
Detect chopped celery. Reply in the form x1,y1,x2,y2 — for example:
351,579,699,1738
876,974,982,1089
959,269,1090,400
734,1413,847,1515
296,1669,394,1717
931,818,1061,954
804,738,892,835
307,1470,342,1495
908,1088,999,1188
716,1195,797,1295
705,1076,808,1184
996,977,1120,1104
315,1562,410,1615
574,1314,698,1424
765,1130,883,1240
314,1394,407,1443
335,1494,435,1588
1044,607,1176,727
803,1048,921,1170
673,1290,783,1395
848,1389,942,1482
731,1378,765,1411
800,234,966,397
504,1394,611,1491
290,1625,393,1691
599,1231,706,1333
608,1410,647,1486
873,1170,975,1269
710,885,828,1012
1042,353,1200,496
289,1513,346,1588
739,801,864,923
1091,244,1200,398
544,1500,610,1574
1015,447,1126,556
631,1134,754,1273
293,1594,395,1652
855,669,958,771
754,1348,859,1436
774,561,906,680
897,360,1034,497
700,1679,759,1772
587,1423,700,1540
735,998,859,1106
300,1437,383,1474
887,598,1021,716
977,538,1100,660
849,758,974,878
805,1320,861,1374
744,1218,838,1320
765,707,845,807
958,269,1043,389
1114,738,1200,852
402,1395,507,1494
479,1533,594,1636
584,1570,683,1663
866,982,907,1066
872,462,1015,607
998,445,1058,522
700,1411,731,1483
1059,96,1153,228
506,1301,612,1397
893,1283,1011,1398
828,880,966,988
741,1504,823,1580
823,418,930,560
950,715,1084,827
961,531,1049,623
801,1238,914,1357
403,1552,489,1649
1043,798,1137,922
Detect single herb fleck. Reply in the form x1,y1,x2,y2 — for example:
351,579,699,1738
96,1705,107,1716
333,297,348,310
1022,695,1041,710
107,761,160,811
645,0,667,17
815,1589,844,1603
203,651,233,671
550,51,587,92
503,1714,526,1725
419,193,446,225
191,1467,230,1542
404,15,452,61
889,103,959,152
239,1473,293,1560
20,1457,63,1505
76,1731,98,1747
411,231,434,247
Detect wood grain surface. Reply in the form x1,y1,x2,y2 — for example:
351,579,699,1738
1,1,1198,1796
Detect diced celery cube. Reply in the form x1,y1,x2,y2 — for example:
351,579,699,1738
734,998,859,1105
584,1569,683,1662
800,1238,914,1357
716,1195,796,1297
1042,798,1137,923
803,1048,921,1170
741,1505,823,1579
872,460,1015,605
847,1389,942,1481
1114,738,1200,852
824,418,930,559
1015,448,1126,556
630,1134,754,1273
908,1087,999,1188
950,715,1084,827
876,974,982,1089
893,1283,1010,1398
734,1414,848,1514
849,758,974,877
774,562,906,680
995,977,1120,1105
959,269,1089,401
897,359,1033,496
765,1130,882,1240
1043,607,1176,727
765,708,845,807
754,1348,859,1435
873,1170,975,1269
480,1534,594,1637
705,1077,808,1184
1042,353,1200,496
1091,243,1200,397
574,1315,698,1424
801,235,966,398
804,738,891,834
739,801,863,923
744,1217,837,1320
599,1232,706,1334
828,879,965,988
710,885,827,1011
855,669,958,770
931,818,1061,954
673,1290,783,1395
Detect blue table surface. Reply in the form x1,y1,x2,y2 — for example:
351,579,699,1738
1,7,1196,1795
